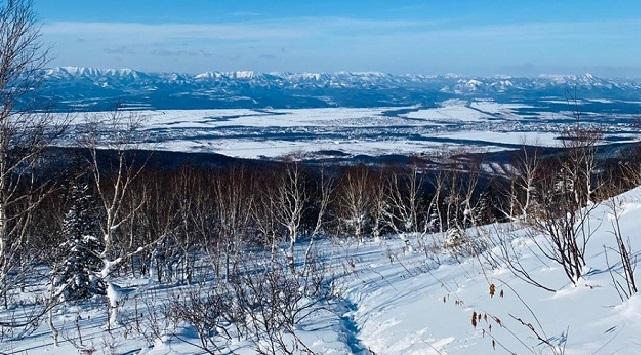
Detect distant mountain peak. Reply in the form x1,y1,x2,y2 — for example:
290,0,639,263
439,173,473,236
42,67,626,84
194,71,258,80
33,67,641,112
45,66,143,79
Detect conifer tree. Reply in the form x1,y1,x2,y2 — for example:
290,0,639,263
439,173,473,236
52,180,105,301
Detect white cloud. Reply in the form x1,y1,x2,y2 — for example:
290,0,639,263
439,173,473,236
39,16,641,75
43,21,312,41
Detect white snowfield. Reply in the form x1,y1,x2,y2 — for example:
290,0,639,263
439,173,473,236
324,190,641,354
61,100,641,159
4,188,641,354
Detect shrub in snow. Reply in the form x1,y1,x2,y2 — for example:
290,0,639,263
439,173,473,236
52,182,105,301
444,225,475,258
444,225,466,249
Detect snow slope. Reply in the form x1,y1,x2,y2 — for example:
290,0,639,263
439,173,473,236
338,189,641,354
3,189,641,354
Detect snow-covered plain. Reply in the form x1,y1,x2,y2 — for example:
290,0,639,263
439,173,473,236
62,99,641,160
4,187,641,354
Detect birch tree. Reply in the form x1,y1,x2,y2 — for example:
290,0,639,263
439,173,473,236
0,0,65,309
338,166,371,242
82,111,157,326
274,163,306,271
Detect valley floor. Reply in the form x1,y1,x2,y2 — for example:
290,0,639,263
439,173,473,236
59,102,641,161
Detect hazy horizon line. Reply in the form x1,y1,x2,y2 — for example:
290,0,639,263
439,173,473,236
45,66,641,80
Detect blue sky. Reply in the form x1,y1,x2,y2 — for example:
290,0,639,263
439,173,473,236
35,1,641,77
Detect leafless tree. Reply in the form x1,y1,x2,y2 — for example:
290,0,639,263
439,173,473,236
436,158,486,258
563,91,602,205
386,165,424,236
501,97,603,287
338,166,371,242
369,168,389,241
230,250,332,354
166,284,232,354
504,142,540,222
619,146,641,188
427,165,448,234
481,223,558,292
460,158,485,228
254,172,281,259
0,0,66,328
81,110,162,326
561,127,601,207
131,170,180,283
274,162,306,271
527,159,598,286
211,166,254,279
172,166,201,284
604,196,638,301
302,167,333,269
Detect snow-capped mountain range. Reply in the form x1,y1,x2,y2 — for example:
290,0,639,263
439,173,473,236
34,67,641,111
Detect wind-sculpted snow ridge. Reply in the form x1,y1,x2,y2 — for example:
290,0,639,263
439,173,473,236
32,67,641,111
3,186,641,354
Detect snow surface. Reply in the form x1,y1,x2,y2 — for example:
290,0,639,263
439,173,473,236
57,100,641,160
401,100,493,122
3,186,641,354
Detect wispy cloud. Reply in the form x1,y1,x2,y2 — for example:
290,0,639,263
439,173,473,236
41,16,452,40
43,16,641,43
40,16,641,75
228,11,263,17
43,21,312,41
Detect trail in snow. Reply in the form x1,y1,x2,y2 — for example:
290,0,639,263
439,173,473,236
338,298,367,354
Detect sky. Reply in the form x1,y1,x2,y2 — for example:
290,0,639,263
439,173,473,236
34,0,641,77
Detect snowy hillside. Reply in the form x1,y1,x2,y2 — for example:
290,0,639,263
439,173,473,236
341,191,641,354
3,185,641,354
